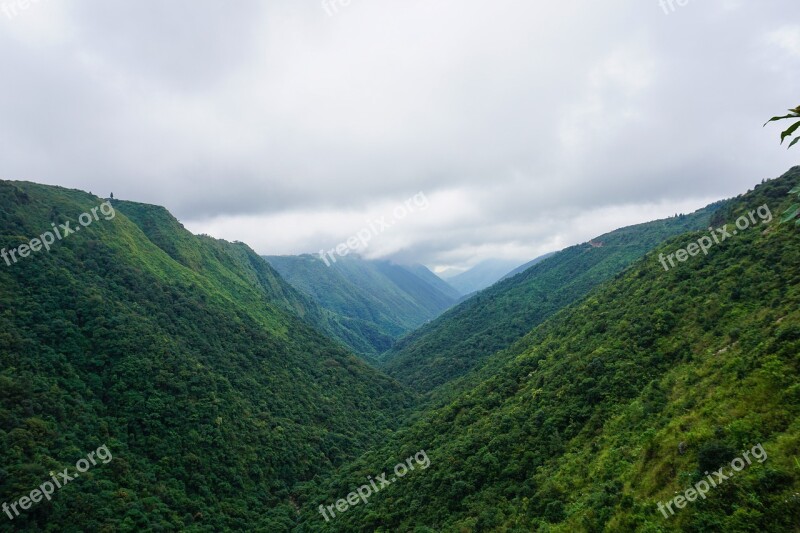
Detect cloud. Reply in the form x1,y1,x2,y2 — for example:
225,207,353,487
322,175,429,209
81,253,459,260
766,25,800,58
0,0,798,269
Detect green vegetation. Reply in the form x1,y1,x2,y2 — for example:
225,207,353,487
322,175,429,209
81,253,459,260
4,167,800,532
295,167,800,532
765,105,800,149
264,254,460,358
381,201,724,395
0,182,412,531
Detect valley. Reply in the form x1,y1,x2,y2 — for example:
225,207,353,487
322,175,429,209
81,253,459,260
2,168,799,531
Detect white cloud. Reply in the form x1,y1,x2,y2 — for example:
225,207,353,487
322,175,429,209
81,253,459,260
1,0,799,270
766,25,800,58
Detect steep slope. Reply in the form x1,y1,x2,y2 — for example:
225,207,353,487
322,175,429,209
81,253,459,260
381,202,723,394
117,200,327,323
296,167,800,532
0,182,412,532
264,254,460,356
443,258,526,295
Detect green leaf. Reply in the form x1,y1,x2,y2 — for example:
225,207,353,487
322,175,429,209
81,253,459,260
764,113,800,126
780,121,800,144
788,136,800,150
796,218,800,227
789,186,800,194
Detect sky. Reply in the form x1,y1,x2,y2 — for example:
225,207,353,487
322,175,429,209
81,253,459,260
1,0,799,273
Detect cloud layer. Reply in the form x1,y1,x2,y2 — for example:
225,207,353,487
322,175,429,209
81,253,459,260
1,0,798,270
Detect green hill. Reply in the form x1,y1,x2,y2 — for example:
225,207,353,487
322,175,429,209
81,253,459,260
295,167,800,532
0,182,412,531
264,254,461,357
380,200,725,395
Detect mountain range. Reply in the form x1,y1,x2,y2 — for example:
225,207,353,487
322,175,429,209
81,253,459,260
2,167,800,531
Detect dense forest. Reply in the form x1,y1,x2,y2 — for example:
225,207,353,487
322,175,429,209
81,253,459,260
1,168,799,532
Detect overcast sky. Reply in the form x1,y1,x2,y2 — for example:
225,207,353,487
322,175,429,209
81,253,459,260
1,0,799,272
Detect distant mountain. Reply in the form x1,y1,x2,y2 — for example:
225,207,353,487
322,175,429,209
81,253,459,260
0,181,412,531
499,251,557,281
263,254,461,357
380,200,725,394
443,258,527,294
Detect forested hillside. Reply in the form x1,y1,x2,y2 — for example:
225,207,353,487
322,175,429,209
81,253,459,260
295,168,800,532
381,201,725,394
0,182,412,531
264,254,460,357
4,169,799,533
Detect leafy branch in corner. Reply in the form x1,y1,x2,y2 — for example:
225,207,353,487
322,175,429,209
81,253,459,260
766,105,800,226
764,105,800,150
